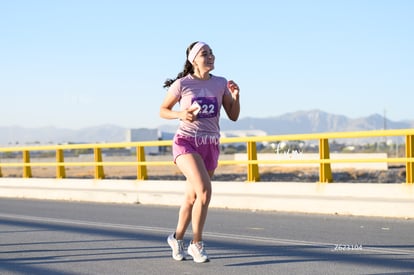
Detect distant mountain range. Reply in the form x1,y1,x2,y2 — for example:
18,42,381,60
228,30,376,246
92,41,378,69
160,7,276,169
219,109,414,135
1,109,413,145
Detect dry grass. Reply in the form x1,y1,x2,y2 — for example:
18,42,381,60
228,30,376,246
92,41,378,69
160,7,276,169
0,155,406,183
0,164,246,179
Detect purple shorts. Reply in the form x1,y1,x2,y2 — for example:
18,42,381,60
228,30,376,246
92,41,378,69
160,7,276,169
172,134,220,171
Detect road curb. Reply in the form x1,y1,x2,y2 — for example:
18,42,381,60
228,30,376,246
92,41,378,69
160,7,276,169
0,178,413,218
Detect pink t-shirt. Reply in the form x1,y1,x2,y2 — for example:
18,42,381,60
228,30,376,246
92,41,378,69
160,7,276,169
167,74,231,137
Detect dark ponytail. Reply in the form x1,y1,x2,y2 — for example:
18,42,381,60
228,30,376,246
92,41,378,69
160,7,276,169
163,41,198,88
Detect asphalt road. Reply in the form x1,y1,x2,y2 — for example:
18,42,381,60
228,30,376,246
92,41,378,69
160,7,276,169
0,198,413,275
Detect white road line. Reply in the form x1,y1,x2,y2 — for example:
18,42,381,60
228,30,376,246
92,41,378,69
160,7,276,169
0,213,412,256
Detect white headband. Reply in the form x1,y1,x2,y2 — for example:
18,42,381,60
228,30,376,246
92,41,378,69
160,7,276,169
187,42,208,63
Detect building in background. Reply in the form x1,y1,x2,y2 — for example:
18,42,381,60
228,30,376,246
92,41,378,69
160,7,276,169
126,128,174,155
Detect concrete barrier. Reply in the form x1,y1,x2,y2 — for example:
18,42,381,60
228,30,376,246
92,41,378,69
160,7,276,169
0,178,413,218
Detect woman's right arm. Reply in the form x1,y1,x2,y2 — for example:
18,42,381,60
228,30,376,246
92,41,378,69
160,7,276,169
160,93,198,122
160,92,180,119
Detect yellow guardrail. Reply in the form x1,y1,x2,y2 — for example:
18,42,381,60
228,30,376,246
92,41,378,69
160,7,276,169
0,129,413,184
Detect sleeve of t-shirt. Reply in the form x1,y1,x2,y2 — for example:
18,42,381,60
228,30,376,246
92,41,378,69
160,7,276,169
167,79,181,99
223,77,232,97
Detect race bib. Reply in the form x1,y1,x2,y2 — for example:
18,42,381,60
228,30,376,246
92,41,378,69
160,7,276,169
192,97,218,118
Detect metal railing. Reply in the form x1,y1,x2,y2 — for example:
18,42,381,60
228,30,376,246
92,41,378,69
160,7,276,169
0,129,413,184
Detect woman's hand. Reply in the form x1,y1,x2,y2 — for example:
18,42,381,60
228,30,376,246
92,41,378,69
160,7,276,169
178,107,198,122
227,80,240,99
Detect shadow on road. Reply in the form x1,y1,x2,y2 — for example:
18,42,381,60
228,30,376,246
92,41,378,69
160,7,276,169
1,216,413,274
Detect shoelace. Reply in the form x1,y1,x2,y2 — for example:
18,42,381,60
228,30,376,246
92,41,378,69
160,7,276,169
193,242,205,254
177,240,185,252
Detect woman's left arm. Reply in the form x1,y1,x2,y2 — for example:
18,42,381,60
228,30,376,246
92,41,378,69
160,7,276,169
223,80,240,121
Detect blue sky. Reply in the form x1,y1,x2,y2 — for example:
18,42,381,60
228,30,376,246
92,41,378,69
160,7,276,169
1,0,413,129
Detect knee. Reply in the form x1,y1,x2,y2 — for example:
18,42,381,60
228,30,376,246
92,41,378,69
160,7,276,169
184,192,196,205
199,186,212,205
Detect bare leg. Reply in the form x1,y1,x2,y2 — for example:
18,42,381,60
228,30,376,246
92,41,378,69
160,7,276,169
175,153,212,243
174,180,195,240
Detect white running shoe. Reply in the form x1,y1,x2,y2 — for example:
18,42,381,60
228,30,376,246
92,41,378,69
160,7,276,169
187,241,209,263
167,233,186,261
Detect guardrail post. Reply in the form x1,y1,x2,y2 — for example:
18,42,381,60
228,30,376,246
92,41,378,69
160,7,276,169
0,154,2,177
319,138,332,183
56,149,66,179
22,150,32,178
406,134,414,184
137,146,147,180
94,148,105,179
247,141,260,182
